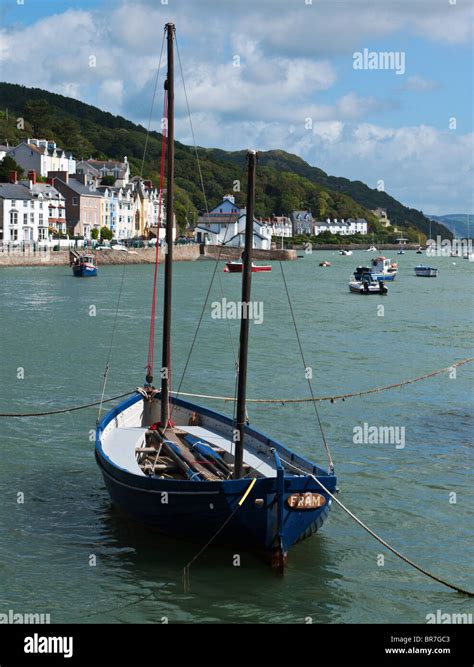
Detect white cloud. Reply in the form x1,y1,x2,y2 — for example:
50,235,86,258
401,75,440,93
0,0,471,213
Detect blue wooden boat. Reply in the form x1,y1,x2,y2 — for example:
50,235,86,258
71,253,97,277
95,23,336,570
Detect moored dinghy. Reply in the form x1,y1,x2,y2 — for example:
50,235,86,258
95,23,336,571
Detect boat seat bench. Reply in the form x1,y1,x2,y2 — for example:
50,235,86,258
182,426,277,478
103,427,148,476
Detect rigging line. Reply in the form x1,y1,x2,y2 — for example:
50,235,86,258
306,472,473,597
174,33,238,365
146,93,167,378
171,35,239,411
139,29,166,179
182,478,257,591
279,261,334,471
97,264,128,423
0,391,135,418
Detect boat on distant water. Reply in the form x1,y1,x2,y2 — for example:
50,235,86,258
319,260,331,267
397,249,405,255
70,252,97,277
339,249,352,256
414,265,438,277
366,233,377,252
354,256,397,282
95,24,336,572
349,274,388,294
224,261,272,273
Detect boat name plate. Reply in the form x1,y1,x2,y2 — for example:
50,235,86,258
286,492,326,510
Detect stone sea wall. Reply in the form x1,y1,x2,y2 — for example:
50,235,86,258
0,244,297,267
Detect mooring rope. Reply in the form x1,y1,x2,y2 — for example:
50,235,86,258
0,392,135,418
0,357,471,418
182,477,257,591
279,261,334,470
307,473,473,596
172,357,474,404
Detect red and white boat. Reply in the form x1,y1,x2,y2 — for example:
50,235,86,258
224,261,272,273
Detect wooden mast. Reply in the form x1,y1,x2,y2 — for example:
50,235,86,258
233,150,257,479
161,22,175,428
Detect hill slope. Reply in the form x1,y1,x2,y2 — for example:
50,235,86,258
0,82,451,239
428,214,472,238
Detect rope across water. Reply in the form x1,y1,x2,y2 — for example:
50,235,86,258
0,357,471,417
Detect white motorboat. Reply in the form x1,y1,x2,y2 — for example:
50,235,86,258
414,265,438,277
348,276,388,294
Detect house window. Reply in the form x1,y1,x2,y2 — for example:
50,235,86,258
10,211,18,225
39,202,43,209
39,213,43,223
11,200,16,207
73,197,78,206
23,200,27,207
10,228,18,241
38,227,47,240
23,213,28,224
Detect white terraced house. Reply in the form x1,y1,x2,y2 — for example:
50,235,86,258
313,218,368,236
0,183,49,245
7,139,76,178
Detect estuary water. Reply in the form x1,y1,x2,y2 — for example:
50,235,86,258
0,250,472,624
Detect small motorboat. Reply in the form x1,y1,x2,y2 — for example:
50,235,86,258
354,257,397,282
71,252,97,277
416,247,423,254
319,260,331,267
397,249,405,255
414,265,438,277
366,246,377,252
225,261,272,273
349,276,388,294
339,249,353,256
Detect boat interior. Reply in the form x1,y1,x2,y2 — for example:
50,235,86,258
99,394,324,482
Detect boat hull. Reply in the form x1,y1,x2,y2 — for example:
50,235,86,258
72,263,97,277
95,393,336,558
349,281,388,294
414,266,438,277
225,262,272,273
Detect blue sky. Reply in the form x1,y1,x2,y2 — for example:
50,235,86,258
1,0,472,214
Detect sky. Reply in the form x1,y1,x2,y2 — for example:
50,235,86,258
0,0,473,214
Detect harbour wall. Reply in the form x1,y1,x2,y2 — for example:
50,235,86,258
0,244,297,267
201,245,298,261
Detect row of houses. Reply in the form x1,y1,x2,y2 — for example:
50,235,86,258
1,137,369,247
290,210,368,236
193,196,368,249
0,170,170,245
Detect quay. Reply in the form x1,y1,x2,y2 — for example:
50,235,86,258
0,244,297,267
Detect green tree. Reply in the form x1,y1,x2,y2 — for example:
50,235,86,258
91,228,99,240
100,226,113,240
25,99,51,136
0,155,24,182
100,175,115,186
